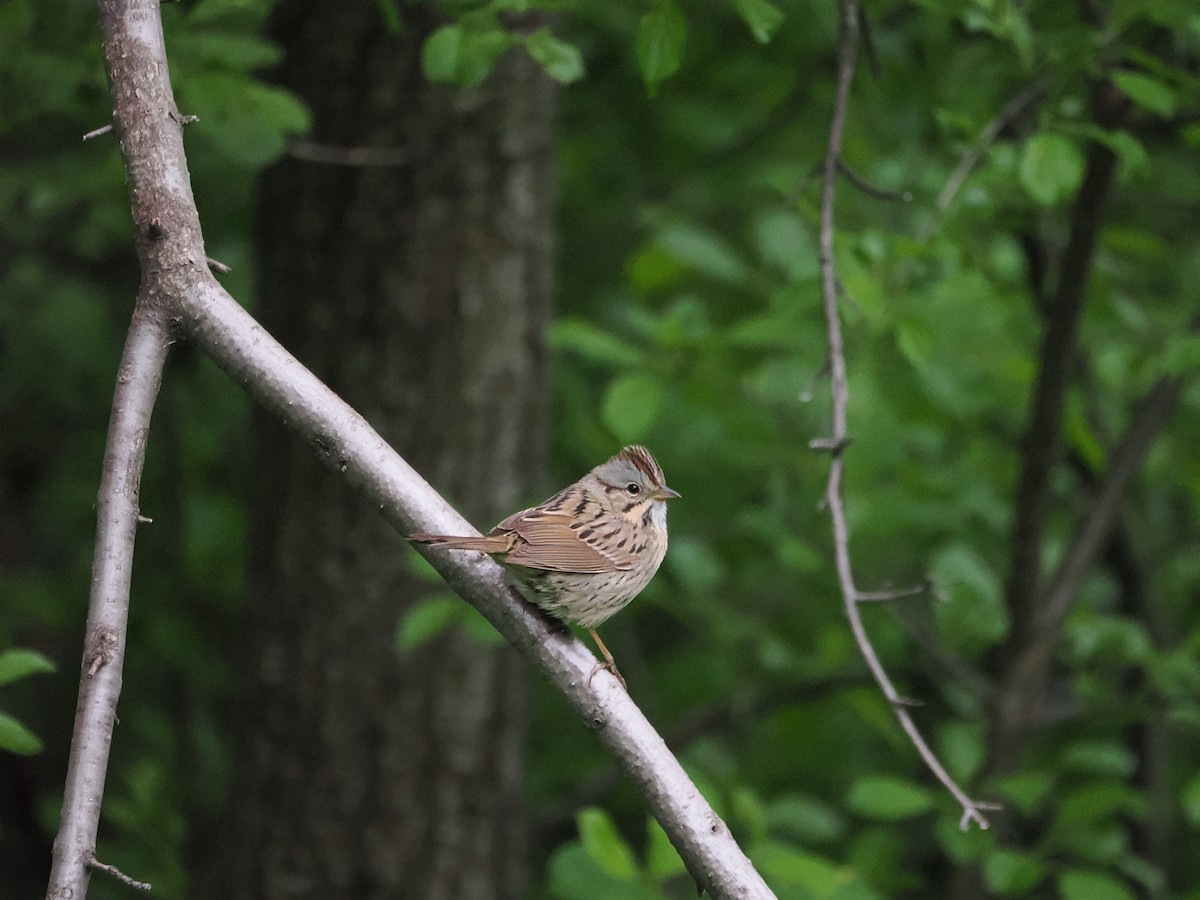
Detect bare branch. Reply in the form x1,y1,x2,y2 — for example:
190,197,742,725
287,139,410,167
47,300,172,895
52,1,775,896
85,852,152,892
809,435,852,453
856,580,930,602
992,367,1191,758
1042,373,1187,628
184,237,776,900
82,123,114,141
935,82,1042,213
837,159,913,202
990,85,1131,773
816,0,995,831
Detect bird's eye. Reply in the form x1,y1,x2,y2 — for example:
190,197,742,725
626,482,642,495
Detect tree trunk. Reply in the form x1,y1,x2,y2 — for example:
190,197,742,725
211,4,555,897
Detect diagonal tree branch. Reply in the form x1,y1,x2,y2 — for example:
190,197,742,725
815,0,996,832
49,1,775,897
991,82,1132,773
991,361,1192,768
1001,135,1123,657
47,306,171,897
935,82,1043,214
1042,373,1187,629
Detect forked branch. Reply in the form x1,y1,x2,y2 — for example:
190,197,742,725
815,0,997,832
49,1,774,897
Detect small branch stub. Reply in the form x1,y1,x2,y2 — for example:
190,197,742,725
809,436,852,454
84,628,118,679
86,852,152,892
83,123,114,141
856,580,931,603
837,158,913,203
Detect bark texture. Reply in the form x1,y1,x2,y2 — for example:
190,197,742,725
213,4,556,897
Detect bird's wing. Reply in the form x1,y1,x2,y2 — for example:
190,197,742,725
494,508,633,573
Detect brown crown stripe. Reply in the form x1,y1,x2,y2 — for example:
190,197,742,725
619,445,664,485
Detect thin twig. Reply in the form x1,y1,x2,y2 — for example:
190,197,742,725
1042,375,1187,629
816,0,995,832
837,159,912,202
935,82,1043,213
983,375,1187,752
206,256,232,274
85,852,152,892
855,580,930,602
288,139,410,167
82,123,114,141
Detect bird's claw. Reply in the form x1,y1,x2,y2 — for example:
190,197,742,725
589,660,627,691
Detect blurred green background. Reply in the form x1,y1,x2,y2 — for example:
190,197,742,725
2,0,1199,897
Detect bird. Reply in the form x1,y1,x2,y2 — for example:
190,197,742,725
409,445,679,688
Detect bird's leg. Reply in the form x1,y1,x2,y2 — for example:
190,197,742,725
587,628,627,690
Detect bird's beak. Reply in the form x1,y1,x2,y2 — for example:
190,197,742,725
654,485,681,501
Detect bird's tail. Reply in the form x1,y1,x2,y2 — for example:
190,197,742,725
408,533,512,553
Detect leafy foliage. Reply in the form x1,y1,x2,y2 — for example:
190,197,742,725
0,649,55,754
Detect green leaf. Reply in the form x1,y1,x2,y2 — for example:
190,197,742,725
523,28,584,84
374,0,402,33
0,710,43,755
396,595,505,653
1055,781,1145,827
1159,332,1200,377
422,24,464,83
546,319,645,368
984,849,1046,895
1060,740,1136,778
731,786,768,841
846,775,936,821
602,373,664,442
935,811,995,864
897,319,934,368
180,74,310,167
1019,133,1084,206
1067,614,1151,665
175,31,284,71
734,0,784,43
637,0,686,93
1182,772,1200,827
1102,129,1148,175
1057,870,1136,900
628,243,688,292
766,793,847,844
931,543,1007,654
752,842,881,897
655,223,749,283
752,210,817,280
422,23,513,88
645,817,686,880
1111,70,1176,117
396,595,461,651
0,648,56,687
577,807,639,880
547,844,652,900
936,722,985,782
